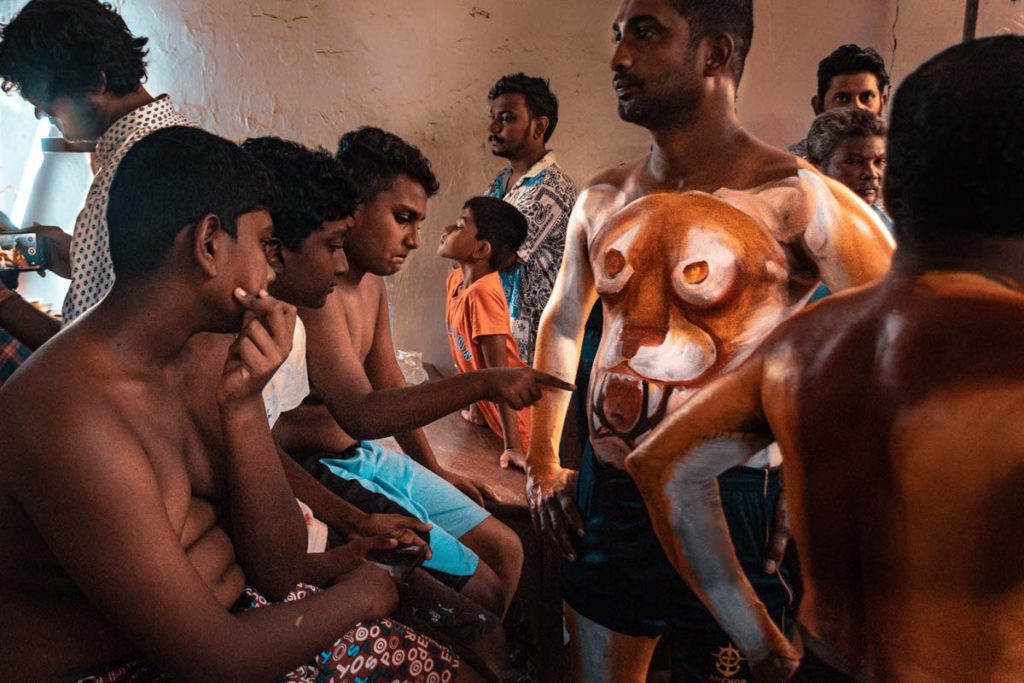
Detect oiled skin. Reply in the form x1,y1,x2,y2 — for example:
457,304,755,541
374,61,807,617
627,264,1024,681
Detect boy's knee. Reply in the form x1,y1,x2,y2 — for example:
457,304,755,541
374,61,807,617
463,517,523,582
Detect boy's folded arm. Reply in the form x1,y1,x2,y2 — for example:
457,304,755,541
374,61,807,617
220,399,307,600
6,413,386,682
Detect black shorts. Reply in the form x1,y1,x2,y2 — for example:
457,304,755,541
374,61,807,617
793,647,858,683
563,442,798,681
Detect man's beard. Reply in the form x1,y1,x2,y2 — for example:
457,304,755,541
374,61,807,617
617,83,702,131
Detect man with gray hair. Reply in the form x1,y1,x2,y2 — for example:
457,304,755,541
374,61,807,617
806,108,891,231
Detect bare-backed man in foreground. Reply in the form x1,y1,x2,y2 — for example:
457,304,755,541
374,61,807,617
524,0,893,680
627,35,1024,682
0,127,462,681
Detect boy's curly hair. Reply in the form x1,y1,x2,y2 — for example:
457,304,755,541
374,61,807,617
242,136,359,251
336,127,439,203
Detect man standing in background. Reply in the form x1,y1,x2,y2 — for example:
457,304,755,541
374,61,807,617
486,73,577,365
0,0,194,326
788,44,889,158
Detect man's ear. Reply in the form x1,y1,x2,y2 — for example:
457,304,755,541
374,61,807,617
533,116,550,141
880,91,890,112
703,34,736,78
192,213,224,278
811,95,823,115
267,241,285,275
92,71,109,95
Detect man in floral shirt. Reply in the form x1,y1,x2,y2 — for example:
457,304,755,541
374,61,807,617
486,73,577,364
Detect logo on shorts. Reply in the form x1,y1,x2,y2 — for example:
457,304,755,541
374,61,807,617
713,642,745,679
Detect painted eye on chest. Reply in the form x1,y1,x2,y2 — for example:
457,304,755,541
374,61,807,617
595,248,635,295
594,226,642,296
672,249,738,309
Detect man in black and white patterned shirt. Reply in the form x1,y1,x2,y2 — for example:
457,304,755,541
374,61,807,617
486,73,577,365
0,0,195,327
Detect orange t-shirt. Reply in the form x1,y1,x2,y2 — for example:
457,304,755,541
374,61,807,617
445,268,531,451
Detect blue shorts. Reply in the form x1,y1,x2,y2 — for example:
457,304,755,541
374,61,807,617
316,441,488,583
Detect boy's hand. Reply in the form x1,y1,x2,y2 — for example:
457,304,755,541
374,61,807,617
354,513,433,561
438,467,499,506
482,368,575,410
217,288,296,407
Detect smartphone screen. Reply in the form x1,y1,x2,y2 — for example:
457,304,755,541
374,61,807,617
0,233,46,272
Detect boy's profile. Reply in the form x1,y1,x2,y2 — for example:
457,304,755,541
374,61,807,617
439,196,532,470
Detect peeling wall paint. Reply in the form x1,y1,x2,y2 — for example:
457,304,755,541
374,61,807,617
0,0,1019,366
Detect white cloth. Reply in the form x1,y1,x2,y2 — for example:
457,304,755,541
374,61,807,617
262,317,311,428
62,96,195,323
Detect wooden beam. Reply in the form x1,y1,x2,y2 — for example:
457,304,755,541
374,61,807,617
963,0,980,41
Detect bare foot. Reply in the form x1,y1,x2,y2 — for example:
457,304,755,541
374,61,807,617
500,448,527,471
460,404,487,425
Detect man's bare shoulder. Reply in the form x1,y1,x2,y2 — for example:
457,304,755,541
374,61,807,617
0,330,129,482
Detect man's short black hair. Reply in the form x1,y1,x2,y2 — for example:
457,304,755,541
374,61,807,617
464,196,527,270
0,0,148,102
806,109,887,167
336,127,440,204
488,73,560,142
816,44,890,103
108,127,277,278
668,0,754,84
242,137,358,251
884,35,1024,240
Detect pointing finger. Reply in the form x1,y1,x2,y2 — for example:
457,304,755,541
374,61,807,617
533,371,575,392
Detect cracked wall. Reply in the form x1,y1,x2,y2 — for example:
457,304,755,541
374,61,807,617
1,0,1019,367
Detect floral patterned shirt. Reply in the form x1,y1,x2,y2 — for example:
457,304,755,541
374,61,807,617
486,151,577,364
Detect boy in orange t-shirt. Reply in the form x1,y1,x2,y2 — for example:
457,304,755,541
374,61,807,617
439,196,531,469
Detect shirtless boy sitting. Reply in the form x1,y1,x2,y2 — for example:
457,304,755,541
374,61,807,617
0,127,461,681
626,35,1024,682
179,135,435,588
277,127,572,617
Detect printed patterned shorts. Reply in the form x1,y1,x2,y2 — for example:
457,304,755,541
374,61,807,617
78,583,459,683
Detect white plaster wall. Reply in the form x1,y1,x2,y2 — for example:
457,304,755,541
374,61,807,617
3,0,1014,366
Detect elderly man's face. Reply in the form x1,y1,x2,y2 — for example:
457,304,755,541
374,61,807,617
823,135,886,206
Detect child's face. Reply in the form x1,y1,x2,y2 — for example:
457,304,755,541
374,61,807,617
270,217,351,309
437,207,482,262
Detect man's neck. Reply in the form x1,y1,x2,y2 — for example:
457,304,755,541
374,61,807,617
458,259,494,289
89,276,213,369
98,86,157,138
893,230,1024,292
506,146,548,189
646,96,751,189
341,264,369,289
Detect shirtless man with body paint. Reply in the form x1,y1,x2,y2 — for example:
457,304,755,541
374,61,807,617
626,35,1024,683
524,1,893,680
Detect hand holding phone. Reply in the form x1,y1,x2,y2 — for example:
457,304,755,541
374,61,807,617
0,233,46,272
368,543,428,583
